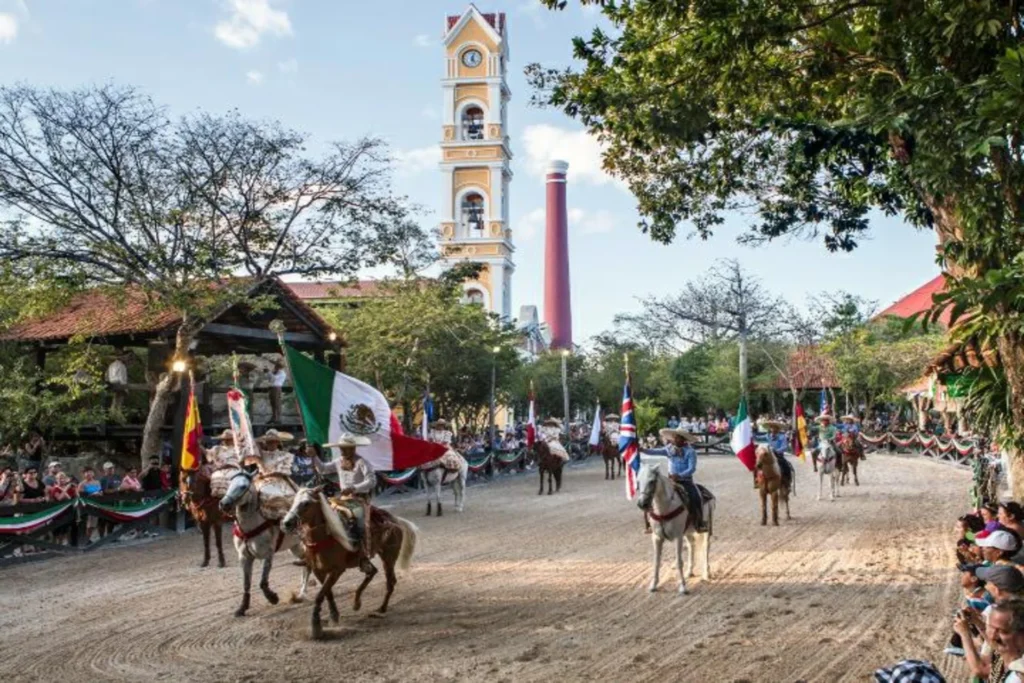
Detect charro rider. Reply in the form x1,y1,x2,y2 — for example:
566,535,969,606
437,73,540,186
206,429,240,469
641,426,707,532
814,413,838,467
761,420,794,492
427,419,453,447
839,415,866,460
314,434,376,572
540,418,571,462
255,429,295,475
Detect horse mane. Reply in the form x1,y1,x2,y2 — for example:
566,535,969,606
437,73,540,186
755,445,780,477
317,492,356,552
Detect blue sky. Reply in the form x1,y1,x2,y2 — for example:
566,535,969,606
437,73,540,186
0,0,941,343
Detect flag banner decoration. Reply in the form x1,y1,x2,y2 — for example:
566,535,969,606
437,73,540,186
495,450,525,467
421,390,435,440
819,388,829,416
283,345,447,470
619,378,640,499
227,388,257,460
526,387,536,448
0,502,75,535
180,379,204,471
80,491,176,523
378,469,419,486
467,454,492,473
794,403,809,461
588,402,602,448
731,397,756,471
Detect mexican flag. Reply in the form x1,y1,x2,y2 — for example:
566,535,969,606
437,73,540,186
731,397,756,471
283,345,447,470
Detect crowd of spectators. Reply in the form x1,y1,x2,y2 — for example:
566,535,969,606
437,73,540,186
0,458,173,507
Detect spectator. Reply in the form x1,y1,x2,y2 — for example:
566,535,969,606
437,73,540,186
979,503,1002,537
119,467,142,492
291,442,317,485
23,431,45,465
159,459,172,490
19,466,45,502
266,360,287,424
106,350,130,413
957,513,986,565
1001,503,1024,540
47,471,76,501
978,531,1022,566
945,564,992,657
100,461,121,493
0,465,17,505
77,466,103,542
42,461,62,487
140,457,162,491
986,598,1024,681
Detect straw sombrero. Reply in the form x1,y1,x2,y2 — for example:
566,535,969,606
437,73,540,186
213,428,236,441
658,426,698,443
324,433,371,449
429,419,450,429
603,413,621,422
541,417,563,428
840,415,861,423
815,414,834,423
257,429,294,444
763,420,789,431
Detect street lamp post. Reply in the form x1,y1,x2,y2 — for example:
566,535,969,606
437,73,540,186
489,346,500,452
561,349,570,438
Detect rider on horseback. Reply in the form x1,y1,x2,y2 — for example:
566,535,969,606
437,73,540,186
814,414,837,466
642,426,707,532
839,415,866,460
763,420,794,491
314,434,376,573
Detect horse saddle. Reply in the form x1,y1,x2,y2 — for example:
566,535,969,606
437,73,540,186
695,484,715,503
329,498,366,543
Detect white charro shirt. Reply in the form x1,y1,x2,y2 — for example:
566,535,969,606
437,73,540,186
328,456,375,495
206,444,239,468
269,370,287,388
260,448,294,476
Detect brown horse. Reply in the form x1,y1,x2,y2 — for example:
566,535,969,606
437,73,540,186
282,487,418,640
601,433,622,480
838,436,861,486
179,467,227,568
754,446,791,526
535,441,564,495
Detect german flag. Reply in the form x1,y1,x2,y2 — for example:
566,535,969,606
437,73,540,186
180,379,203,471
793,403,809,461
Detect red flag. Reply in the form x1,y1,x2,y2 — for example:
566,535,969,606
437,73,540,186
526,385,536,447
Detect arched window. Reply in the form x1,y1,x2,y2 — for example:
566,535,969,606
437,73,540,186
460,192,485,237
461,106,484,140
465,288,485,305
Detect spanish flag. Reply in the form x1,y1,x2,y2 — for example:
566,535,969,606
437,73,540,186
793,403,809,461
180,379,203,471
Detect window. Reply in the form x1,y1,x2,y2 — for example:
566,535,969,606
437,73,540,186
461,106,484,141
460,193,485,237
465,288,485,305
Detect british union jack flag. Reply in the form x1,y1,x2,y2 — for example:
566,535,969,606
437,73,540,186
619,377,640,499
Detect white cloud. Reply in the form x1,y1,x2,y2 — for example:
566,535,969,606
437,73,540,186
393,145,440,176
517,206,616,241
0,13,17,44
277,58,298,74
246,69,264,85
413,33,433,48
420,106,439,120
521,124,623,189
517,0,546,29
214,0,292,50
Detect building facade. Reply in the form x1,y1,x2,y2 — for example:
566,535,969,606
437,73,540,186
438,7,514,320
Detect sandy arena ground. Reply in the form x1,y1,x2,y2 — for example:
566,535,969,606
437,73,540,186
0,454,969,683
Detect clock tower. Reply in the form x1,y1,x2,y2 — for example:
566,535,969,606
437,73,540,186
439,7,513,320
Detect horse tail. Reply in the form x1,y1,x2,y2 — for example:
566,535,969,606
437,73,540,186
393,515,419,572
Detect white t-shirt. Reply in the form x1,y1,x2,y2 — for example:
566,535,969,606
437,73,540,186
269,369,287,388
106,360,128,385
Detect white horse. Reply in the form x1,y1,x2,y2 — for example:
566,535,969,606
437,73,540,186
420,449,468,516
218,471,313,617
635,463,714,594
816,439,841,502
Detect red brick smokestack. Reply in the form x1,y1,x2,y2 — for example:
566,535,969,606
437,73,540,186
544,160,572,349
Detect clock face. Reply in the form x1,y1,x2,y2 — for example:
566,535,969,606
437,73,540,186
462,49,482,68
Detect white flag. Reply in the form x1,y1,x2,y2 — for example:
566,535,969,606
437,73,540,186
589,402,602,447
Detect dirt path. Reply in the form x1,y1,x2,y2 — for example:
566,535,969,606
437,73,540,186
0,454,967,683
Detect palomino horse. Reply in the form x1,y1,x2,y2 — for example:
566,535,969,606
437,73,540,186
837,435,862,486
534,441,565,495
419,449,468,516
179,467,228,568
635,463,714,594
754,445,792,526
218,471,313,617
600,433,622,480
282,487,419,640
816,440,841,501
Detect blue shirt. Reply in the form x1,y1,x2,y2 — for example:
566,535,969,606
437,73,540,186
769,432,788,453
642,444,696,478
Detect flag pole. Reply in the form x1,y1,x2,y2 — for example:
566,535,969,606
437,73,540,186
269,319,312,445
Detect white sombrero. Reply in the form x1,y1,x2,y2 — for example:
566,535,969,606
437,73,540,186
212,428,236,441
815,414,834,424
541,417,563,429
257,429,294,444
658,426,698,443
324,433,372,449
840,415,861,423
762,420,789,431
603,413,621,422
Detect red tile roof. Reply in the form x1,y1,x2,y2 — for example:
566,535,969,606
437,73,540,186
285,280,383,300
876,275,950,326
447,8,506,34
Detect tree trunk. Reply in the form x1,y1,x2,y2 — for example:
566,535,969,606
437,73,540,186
140,325,194,466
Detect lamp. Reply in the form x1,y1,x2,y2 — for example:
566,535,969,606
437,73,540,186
492,346,501,354
171,358,188,373
328,332,338,342
561,348,570,357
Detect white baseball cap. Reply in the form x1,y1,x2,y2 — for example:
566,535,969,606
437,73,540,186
977,530,1020,552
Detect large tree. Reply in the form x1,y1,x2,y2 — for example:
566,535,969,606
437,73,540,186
531,1,1024,489
0,85,411,459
